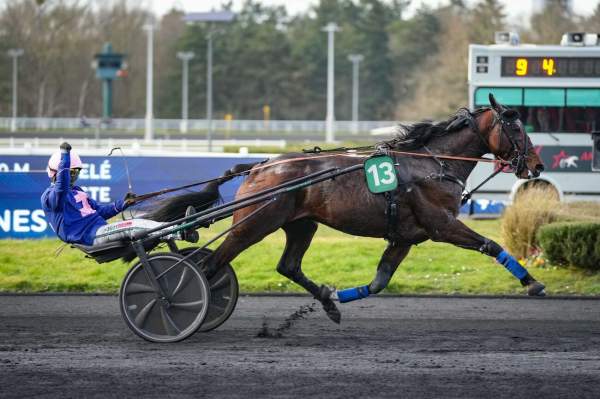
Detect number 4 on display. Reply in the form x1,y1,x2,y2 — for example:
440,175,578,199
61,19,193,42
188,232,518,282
543,58,555,76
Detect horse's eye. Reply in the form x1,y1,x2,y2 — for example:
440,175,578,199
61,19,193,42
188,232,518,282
501,110,519,121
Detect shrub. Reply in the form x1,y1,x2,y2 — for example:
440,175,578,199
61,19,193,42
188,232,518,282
501,186,561,258
537,222,600,270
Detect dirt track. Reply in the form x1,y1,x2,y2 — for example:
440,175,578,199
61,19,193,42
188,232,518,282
1,295,600,398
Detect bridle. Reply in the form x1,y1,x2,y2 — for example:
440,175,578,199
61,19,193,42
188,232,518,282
489,107,529,176
466,107,529,176
453,107,530,205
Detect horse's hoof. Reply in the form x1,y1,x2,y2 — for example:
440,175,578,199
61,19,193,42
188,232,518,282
317,285,341,323
527,281,546,297
323,301,341,324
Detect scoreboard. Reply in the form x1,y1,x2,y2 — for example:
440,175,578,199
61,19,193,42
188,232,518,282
501,57,600,78
469,43,600,90
465,36,600,201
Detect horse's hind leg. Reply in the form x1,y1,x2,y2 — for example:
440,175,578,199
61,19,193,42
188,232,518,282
276,219,343,323
335,243,410,303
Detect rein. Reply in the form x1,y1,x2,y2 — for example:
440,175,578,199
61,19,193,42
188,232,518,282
131,108,522,205
386,149,507,165
460,165,507,205
130,149,507,205
130,178,233,204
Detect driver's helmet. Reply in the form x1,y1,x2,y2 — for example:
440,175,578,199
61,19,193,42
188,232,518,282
47,150,83,179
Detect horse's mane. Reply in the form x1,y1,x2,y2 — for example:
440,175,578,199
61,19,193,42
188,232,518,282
381,107,489,150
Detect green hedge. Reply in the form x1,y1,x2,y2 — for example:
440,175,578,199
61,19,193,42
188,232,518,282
537,222,600,270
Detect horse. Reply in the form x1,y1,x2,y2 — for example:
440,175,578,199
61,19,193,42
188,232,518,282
147,94,546,323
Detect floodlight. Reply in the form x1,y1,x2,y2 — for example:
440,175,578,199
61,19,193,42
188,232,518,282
183,10,236,151
183,11,235,23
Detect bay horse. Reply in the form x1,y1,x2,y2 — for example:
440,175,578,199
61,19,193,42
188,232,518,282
150,94,546,323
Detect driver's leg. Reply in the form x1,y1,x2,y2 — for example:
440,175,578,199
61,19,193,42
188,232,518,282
93,219,179,245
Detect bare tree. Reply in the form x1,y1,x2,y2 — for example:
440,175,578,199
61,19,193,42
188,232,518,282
396,7,469,120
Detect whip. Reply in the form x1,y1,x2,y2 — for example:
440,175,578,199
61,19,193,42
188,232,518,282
107,147,133,193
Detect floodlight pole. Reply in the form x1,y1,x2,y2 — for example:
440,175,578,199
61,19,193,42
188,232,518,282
348,54,363,135
177,51,194,133
206,30,214,151
143,23,155,143
183,11,235,151
8,49,24,133
322,22,340,143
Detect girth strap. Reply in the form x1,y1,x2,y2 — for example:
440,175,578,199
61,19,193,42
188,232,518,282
384,190,399,244
372,148,401,245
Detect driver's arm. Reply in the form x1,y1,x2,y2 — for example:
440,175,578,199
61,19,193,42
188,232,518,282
46,149,71,211
86,196,126,220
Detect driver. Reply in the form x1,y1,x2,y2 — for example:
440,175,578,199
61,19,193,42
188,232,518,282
41,142,196,246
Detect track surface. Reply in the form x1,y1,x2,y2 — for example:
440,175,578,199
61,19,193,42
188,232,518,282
1,295,600,398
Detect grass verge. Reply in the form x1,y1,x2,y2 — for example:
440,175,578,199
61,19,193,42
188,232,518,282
1,219,599,295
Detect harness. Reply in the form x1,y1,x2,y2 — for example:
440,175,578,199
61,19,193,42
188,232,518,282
102,107,527,247
379,148,467,244
378,107,529,243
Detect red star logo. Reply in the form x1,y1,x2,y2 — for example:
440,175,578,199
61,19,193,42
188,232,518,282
551,150,568,169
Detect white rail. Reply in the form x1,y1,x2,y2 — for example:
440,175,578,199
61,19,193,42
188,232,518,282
0,117,401,136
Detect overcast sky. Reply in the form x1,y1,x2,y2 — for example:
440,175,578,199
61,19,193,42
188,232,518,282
152,0,598,25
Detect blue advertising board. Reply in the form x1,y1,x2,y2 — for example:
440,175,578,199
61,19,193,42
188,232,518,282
0,153,267,239
459,199,506,216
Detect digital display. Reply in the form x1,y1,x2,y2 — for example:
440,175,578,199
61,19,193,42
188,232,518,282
501,57,600,77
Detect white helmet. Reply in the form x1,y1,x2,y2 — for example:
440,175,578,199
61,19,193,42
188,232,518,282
47,151,83,178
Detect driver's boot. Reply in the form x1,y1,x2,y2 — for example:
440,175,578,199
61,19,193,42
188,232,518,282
181,206,199,243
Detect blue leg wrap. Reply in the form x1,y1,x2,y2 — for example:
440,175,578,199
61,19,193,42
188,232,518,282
496,250,528,280
337,285,370,303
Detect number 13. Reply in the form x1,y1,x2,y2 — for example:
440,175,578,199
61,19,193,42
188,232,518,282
367,162,396,186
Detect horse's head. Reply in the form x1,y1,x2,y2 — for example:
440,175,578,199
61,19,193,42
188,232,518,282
483,94,544,179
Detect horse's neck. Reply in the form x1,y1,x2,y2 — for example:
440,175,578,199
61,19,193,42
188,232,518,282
426,128,488,182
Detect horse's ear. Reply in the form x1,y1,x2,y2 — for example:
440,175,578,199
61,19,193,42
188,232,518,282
489,93,502,112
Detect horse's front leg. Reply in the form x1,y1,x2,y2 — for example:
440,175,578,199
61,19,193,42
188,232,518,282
277,219,345,323
334,243,411,303
425,216,545,296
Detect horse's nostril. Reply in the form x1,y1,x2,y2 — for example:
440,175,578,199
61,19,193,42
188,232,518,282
536,164,544,172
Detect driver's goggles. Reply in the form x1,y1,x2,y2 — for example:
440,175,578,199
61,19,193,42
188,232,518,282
70,168,81,180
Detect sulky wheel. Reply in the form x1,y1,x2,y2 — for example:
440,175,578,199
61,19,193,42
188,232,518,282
179,247,239,332
119,252,210,343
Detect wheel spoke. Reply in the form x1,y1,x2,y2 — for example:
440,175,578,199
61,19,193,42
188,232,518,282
126,282,156,295
171,300,205,312
134,299,157,328
209,272,230,291
160,306,181,335
170,267,192,298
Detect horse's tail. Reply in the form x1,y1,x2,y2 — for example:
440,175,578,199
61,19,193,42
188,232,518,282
143,162,260,223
